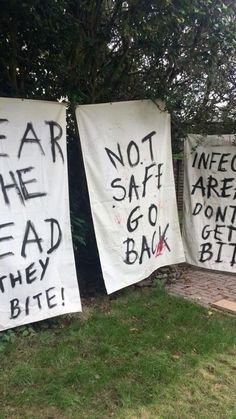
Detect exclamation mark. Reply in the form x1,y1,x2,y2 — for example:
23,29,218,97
61,287,65,306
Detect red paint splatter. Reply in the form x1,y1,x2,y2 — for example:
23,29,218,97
115,215,122,225
155,237,165,257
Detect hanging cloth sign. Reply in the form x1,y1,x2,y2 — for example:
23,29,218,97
183,134,236,272
76,100,185,293
0,98,81,331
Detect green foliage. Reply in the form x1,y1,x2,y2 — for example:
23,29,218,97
0,0,235,132
0,325,36,351
0,329,16,349
71,212,87,247
173,152,183,160
17,325,36,337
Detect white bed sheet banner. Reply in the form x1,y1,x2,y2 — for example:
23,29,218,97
76,100,185,294
183,134,236,272
0,98,81,331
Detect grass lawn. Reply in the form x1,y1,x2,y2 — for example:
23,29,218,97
0,282,236,419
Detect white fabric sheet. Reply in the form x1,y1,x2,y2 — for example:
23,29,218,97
183,134,236,272
76,100,185,293
0,98,81,330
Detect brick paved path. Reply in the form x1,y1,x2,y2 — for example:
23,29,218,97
167,264,236,307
